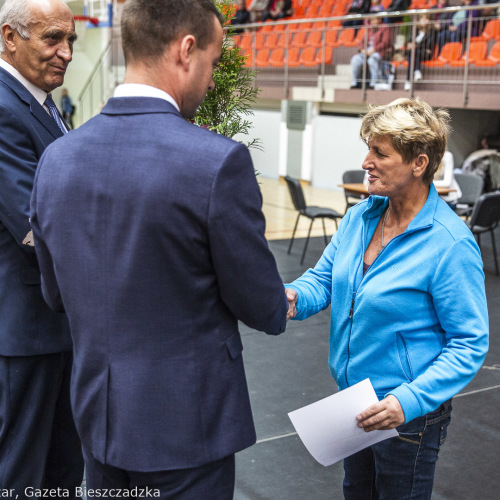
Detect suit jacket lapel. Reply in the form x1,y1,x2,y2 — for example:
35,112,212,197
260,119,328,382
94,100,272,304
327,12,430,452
0,68,63,139
30,100,64,139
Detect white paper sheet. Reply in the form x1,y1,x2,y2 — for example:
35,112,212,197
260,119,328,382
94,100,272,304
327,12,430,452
288,379,398,466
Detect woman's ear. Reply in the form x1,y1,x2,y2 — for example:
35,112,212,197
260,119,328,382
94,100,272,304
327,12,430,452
413,154,429,178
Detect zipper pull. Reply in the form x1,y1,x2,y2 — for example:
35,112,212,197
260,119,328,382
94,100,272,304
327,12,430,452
349,292,356,319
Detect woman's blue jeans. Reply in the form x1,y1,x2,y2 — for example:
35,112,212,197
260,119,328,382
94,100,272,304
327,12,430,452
343,400,452,500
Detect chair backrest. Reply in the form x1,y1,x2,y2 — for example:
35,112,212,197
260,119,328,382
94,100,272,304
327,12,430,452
489,41,500,62
325,29,339,47
316,46,333,64
483,19,500,41
439,42,462,62
469,191,500,229
455,173,484,206
299,46,317,65
284,176,307,212
269,48,285,66
288,47,301,64
466,41,488,63
342,170,365,184
338,29,355,46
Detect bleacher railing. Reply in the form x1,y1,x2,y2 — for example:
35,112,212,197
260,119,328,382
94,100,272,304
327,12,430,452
231,4,500,105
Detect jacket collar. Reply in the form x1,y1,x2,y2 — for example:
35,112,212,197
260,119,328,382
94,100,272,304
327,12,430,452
364,184,438,232
101,97,181,117
0,66,64,139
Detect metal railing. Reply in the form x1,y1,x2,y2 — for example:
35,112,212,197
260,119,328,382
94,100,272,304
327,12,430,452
75,3,500,126
75,27,123,127
232,4,500,104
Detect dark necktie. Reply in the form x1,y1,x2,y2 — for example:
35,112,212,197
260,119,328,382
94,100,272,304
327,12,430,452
44,94,67,134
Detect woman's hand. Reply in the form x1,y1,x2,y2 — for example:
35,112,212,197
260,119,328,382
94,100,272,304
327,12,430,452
285,288,298,320
356,395,405,431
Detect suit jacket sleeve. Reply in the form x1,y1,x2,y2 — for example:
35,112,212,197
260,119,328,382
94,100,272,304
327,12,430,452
207,143,287,335
30,150,65,312
0,103,38,253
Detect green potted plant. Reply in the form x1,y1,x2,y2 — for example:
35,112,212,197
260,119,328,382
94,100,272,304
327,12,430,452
194,0,261,151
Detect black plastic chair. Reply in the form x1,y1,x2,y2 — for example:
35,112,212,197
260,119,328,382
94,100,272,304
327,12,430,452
454,173,484,220
284,176,343,265
468,191,500,276
342,170,366,214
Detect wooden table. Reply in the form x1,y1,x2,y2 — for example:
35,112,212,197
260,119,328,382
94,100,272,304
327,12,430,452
339,183,456,196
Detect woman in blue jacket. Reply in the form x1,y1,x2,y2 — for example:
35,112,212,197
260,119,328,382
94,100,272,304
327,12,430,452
286,98,488,499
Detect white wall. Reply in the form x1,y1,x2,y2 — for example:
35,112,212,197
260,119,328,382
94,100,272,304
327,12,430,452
234,110,282,179
311,114,366,190
235,108,368,188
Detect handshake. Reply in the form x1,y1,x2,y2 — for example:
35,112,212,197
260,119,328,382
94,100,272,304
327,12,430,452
285,288,298,321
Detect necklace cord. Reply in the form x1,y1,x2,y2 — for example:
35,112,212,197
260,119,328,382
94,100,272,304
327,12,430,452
380,206,390,251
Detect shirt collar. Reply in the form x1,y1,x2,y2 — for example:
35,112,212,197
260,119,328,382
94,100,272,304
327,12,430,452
113,84,180,112
0,58,48,108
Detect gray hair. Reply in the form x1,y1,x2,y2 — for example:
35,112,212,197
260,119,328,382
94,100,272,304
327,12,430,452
0,0,35,53
360,98,451,184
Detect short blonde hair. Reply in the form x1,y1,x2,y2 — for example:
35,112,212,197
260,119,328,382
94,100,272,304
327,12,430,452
360,98,451,184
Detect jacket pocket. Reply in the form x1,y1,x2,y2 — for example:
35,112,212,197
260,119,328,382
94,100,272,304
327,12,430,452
396,332,414,381
225,333,243,360
21,266,41,285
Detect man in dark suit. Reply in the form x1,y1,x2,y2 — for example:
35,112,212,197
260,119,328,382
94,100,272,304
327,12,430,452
31,0,288,497
0,0,83,496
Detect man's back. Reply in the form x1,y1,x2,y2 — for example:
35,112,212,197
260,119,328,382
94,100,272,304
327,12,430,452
32,96,288,471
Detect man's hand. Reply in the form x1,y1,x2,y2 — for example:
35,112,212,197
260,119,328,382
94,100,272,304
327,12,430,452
285,288,298,321
356,395,405,432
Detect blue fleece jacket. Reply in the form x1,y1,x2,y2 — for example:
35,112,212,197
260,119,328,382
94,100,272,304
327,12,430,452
287,185,489,423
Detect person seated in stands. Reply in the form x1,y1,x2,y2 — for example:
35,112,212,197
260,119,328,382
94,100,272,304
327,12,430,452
261,0,292,22
231,0,250,33
350,16,392,88
342,0,372,29
385,0,411,24
370,0,385,13
404,13,438,90
436,0,482,53
248,0,269,22
432,0,455,34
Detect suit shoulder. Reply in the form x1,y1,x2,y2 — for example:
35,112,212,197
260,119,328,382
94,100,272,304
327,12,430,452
169,115,243,151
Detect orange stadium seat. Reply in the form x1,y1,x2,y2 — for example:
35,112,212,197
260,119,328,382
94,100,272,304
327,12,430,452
337,29,356,47
304,5,318,18
481,19,500,41
299,47,318,66
239,34,253,51
317,4,334,17
316,46,333,65
255,49,270,67
475,41,500,67
291,30,309,48
269,48,286,67
287,47,301,67
325,29,339,47
424,42,462,67
350,27,366,47
449,41,488,67
306,30,324,48
243,50,253,68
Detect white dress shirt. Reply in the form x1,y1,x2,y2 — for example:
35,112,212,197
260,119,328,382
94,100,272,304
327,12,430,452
113,83,180,112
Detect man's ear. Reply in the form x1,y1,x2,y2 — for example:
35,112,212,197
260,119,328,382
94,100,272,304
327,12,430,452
413,154,429,178
179,34,196,70
1,24,18,54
